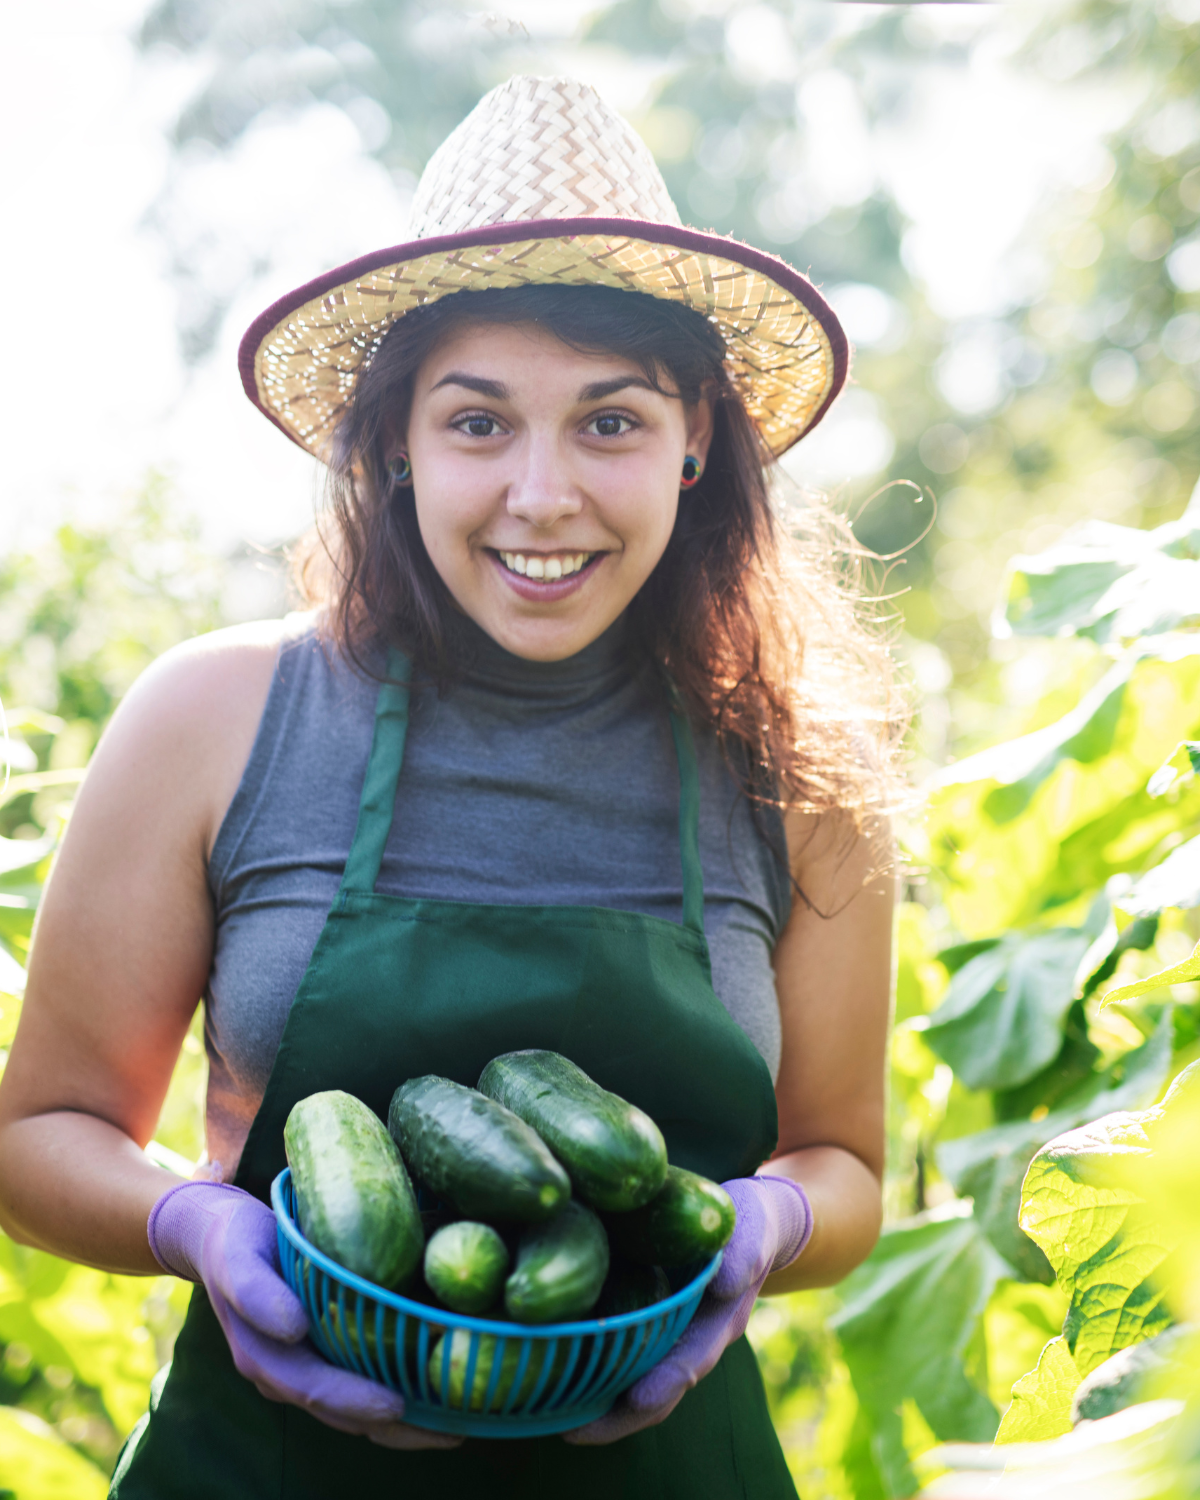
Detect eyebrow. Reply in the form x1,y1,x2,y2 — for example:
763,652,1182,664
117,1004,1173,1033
428,372,665,402
429,372,508,398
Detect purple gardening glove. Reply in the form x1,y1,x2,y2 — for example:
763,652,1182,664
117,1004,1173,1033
148,1181,459,1450
564,1174,813,1445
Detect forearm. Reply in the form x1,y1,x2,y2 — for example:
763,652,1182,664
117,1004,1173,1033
758,1144,881,1293
0,1110,186,1275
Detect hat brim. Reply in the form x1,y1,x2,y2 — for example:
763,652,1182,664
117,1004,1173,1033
239,217,848,462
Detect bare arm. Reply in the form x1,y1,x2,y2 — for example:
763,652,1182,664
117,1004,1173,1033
760,810,893,1294
0,623,283,1274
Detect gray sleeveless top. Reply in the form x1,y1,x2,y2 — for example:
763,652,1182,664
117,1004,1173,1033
203,613,791,1180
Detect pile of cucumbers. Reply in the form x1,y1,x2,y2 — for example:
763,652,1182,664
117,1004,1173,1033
284,1050,736,1334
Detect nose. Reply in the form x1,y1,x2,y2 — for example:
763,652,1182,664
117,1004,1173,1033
504,436,583,530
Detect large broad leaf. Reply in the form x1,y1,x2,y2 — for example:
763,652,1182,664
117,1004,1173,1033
924,929,1092,1092
831,1204,1010,1497
939,1015,1174,1285
995,1335,1080,1443
925,641,1200,932
0,1408,108,1500
998,497,1200,645
1018,1065,1200,1377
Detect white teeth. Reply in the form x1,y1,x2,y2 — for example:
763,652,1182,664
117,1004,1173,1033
499,551,594,579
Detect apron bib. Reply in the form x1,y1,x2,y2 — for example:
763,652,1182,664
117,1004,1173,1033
112,653,795,1500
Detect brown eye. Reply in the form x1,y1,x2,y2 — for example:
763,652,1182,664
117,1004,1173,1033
587,414,633,437
464,416,498,437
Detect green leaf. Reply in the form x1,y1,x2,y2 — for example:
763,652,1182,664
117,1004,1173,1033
939,1015,1174,1285
1017,1075,1199,1375
1076,905,1160,1000
0,1408,107,1500
995,1335,1080,1444
926,642,1200,932
1000,526,1136,639
1102,940,1200,1007
1116,834,1200,917
998,514,1200,644
924,929,1092,1092
1147,741,1200,797
831,1204,1009,1494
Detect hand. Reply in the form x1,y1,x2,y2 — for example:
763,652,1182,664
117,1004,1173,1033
564,1174,812,1445
148,1181,460,1450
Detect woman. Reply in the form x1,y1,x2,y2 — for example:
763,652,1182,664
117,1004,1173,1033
0,77,900,1497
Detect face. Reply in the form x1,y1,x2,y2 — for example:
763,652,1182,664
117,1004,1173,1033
399,321,714,661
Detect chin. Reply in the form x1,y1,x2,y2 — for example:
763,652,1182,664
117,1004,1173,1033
489,616,602,662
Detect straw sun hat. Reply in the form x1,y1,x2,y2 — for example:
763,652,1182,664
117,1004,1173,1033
239,75,848,461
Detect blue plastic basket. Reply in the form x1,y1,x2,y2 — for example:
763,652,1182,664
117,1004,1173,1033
271,1168,720,1438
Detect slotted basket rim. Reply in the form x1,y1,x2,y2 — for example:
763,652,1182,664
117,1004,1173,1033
271,1167,722,1337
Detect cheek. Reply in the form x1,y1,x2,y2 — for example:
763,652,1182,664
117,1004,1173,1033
617,485,679,563
411,486,485,566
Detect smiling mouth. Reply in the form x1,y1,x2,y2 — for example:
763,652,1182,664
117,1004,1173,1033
494,549,598,580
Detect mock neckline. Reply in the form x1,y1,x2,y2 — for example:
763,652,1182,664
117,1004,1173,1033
445,610,638,701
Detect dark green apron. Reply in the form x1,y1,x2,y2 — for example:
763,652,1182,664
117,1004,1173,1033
111,653,795,1499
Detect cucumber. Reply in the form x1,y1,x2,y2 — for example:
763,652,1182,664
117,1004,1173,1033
595,1258,671,1318
284,1090,423,1289
388,1076,570,1223
429,1330,565,1412
424,1222,509,1315
603,1165,736,1267
478,1051,667,1212
504,1200,609,1324
325,1294,440,1368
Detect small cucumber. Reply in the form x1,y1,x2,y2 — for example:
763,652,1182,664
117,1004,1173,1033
388,1076,570,1223
595,1258,671,1318
429,1330,565,1413
504,1200,609,1324
285,1090,423,1288
424,1222,509,1315
604,1165,736,1267
478,1051,668,1212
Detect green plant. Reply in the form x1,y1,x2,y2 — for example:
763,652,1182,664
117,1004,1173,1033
746,488,1200,1497
0,488,221,1490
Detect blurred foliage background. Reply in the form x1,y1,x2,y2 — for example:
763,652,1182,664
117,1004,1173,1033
3,0,1200,1494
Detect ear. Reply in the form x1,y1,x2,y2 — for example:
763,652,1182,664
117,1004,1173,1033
380,416,408,465
684,395,716,467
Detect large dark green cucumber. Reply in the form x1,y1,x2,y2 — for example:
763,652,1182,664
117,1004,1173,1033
478,1050,667,1212
604,1165,736,1267
388,1076,570,1223
504,1200,609,1324
284,1090,423,1289
424,1222,509,1315
595,1257,671,1318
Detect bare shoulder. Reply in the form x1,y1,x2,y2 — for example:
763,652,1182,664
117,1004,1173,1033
82,617,296,859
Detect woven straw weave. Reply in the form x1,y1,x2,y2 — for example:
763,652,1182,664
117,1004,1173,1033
410,77,681,235
247,77,841,460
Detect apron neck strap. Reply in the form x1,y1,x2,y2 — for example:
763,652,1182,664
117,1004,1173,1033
668,706,706,937
339,646,707,936
338,648,411,897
